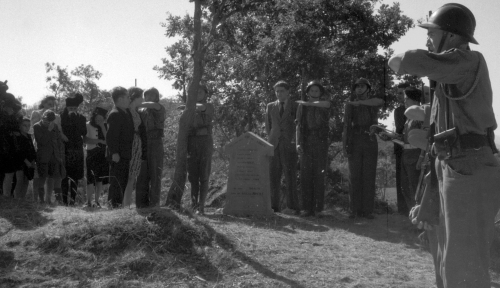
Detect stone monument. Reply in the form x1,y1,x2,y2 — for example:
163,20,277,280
223,132,274,216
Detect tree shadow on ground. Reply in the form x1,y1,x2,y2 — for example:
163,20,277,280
192,216,307,288
204,212,329,234
316,208,422,249
204,207,421,249
0,196,53,232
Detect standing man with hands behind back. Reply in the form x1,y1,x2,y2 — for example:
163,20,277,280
389,4,500,287
106,87,134,208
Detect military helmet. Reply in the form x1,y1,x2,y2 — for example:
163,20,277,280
418,3,478,44
352,78,371,91
305,80,325,95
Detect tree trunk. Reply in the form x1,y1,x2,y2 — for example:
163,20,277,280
165,0,204,208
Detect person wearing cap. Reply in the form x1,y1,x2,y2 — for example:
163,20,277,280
136,87,166,208
295,80,331,217
84,106,109,208
106,87,134,208
33,110,65,204
184,84,214,215
342,78,384,219
389,4,500,287
266,80,300,215
60,93,87,205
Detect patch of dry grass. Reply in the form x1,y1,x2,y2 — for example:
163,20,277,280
1,195,500,287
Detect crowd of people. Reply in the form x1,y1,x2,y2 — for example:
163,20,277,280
0,84,168,210
1,3,499,286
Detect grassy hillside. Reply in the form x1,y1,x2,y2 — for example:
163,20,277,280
1,196,500,287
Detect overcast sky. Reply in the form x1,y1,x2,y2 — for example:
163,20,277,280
2,0,499,127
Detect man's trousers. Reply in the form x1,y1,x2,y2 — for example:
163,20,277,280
108,159,130,208
136,138,164,208
270,142,299,212
435,146,500,288
401,148,421,209
348,133,378,215
187,135,213,211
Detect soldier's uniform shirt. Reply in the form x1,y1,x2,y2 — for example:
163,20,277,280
399,48,500,288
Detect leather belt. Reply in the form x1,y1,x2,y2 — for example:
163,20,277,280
459,133,488,150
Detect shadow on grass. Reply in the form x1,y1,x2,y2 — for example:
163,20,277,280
191,215,307,288
204,207,421,249
205,213,329,233
0,196,53,232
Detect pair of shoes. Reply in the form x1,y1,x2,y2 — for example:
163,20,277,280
364,214,375,219
300,211,315,217
93,202,101,208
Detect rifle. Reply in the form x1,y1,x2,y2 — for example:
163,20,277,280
413,15,440,224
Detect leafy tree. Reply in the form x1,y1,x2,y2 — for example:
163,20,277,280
158,0,415,207
45,63,110,115
157,0,414,143
162,0,269,208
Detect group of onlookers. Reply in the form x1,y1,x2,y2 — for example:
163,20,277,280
0,82,166,209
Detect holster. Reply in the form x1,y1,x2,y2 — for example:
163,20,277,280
433,127,459,160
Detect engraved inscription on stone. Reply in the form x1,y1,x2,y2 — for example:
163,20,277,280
223,132,274,216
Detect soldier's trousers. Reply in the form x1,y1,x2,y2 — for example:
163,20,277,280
435,146,500,288
136,138,164,208
348,133,378,215
187,135,213,211
401,148,421,209
300,134,328,213
270,142,299,211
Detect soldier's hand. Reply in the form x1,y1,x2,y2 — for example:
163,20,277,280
112,153,120,163
296,145,303,155
409,205,420,220
48,122,55,131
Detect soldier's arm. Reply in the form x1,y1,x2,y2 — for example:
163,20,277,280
137,102,162,110
298,100,330,108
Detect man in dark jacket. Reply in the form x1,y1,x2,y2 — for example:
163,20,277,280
265,80,299,214
60,93,87,205
136,87,166,208
106,87,134,208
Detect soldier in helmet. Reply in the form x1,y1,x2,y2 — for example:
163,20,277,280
389,4,500,287
295,80,331,217
342,78,384,219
